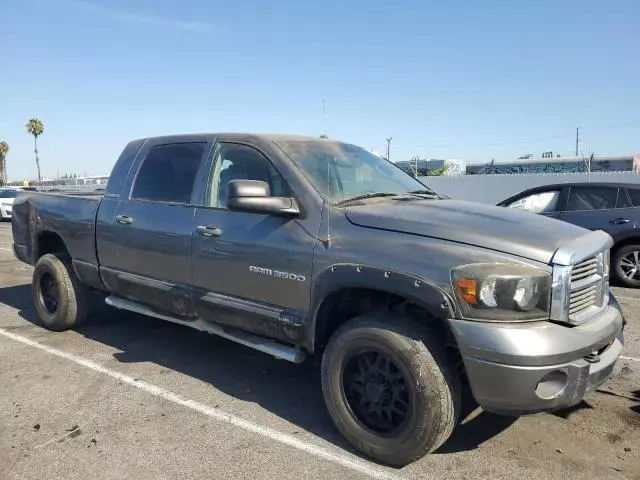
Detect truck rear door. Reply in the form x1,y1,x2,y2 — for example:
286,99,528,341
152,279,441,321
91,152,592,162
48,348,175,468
96,138,210,316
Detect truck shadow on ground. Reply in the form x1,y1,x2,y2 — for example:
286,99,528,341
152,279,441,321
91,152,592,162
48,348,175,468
1,283,521,459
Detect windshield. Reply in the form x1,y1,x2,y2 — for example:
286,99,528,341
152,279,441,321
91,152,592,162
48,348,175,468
0,190,19,198
276,139,432,203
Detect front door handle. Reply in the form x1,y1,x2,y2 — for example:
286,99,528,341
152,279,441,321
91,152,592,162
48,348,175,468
196,225,222,237
610,218,630,224
116,214,134,225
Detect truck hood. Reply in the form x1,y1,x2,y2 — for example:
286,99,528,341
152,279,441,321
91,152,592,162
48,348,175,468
344,199,587,264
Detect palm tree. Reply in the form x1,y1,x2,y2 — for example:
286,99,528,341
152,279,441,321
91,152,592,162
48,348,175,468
25,118,44,181
0,141,8,185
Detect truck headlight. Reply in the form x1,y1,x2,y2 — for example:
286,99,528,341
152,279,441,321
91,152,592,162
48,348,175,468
452,263,551,321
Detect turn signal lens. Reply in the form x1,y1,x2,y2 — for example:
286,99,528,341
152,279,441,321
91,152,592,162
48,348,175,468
456,279,478,305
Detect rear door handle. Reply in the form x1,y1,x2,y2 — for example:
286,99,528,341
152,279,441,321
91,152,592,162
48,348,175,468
196,225,222,237
116,214,134,225
610,218,630,224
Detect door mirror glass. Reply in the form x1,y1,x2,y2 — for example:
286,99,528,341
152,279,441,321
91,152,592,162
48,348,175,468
226,180,299,216
507,190,560,213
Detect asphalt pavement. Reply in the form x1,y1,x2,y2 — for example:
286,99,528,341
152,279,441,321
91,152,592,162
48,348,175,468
0,223,638,480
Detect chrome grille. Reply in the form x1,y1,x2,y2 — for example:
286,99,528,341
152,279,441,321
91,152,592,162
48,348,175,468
568,255,603,320
570,257,598,282
549,230,612,326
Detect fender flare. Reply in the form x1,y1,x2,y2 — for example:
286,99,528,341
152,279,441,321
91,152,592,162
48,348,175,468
307,263,456,351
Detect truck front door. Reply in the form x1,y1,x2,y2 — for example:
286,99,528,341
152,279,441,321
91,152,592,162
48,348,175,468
191,141,318,342
96,139,209,316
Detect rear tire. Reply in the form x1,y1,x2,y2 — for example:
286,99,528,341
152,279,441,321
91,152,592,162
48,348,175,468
32,254,90,331
612,244,640,288
321,313,461,466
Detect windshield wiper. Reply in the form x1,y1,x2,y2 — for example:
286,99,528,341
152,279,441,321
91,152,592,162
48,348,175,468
405,189,441,199
407,189,438,197
335,192,401,205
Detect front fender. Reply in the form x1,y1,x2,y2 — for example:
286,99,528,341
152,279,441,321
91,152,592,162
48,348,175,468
307,263,455,351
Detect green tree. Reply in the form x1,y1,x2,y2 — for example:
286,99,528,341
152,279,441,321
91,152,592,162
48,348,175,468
423,165,449,176
25,118,44,181
0,141,8,185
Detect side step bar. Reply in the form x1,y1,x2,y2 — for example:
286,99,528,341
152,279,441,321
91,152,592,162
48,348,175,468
105,296,306,364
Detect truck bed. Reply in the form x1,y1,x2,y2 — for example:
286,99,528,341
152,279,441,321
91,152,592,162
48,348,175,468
12,190,102,268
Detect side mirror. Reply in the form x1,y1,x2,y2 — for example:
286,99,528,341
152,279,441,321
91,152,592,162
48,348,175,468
226,180,299,216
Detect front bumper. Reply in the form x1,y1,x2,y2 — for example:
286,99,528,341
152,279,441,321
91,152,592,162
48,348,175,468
447,296,625,415
1,205,12,218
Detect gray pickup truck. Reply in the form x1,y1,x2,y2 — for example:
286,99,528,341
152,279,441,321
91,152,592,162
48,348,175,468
12,133,625,466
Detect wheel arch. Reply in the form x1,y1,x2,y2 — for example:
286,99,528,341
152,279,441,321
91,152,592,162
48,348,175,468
308,264,456,353
34,230,70,261
611,234,640,255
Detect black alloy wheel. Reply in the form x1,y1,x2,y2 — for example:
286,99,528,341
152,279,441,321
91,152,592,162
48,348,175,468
38,271,60,314
342,349,411,435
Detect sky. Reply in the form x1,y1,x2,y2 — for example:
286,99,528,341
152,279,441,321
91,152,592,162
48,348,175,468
1,0,639,180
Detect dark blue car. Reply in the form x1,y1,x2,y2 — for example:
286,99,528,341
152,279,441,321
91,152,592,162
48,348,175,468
499,182,640,287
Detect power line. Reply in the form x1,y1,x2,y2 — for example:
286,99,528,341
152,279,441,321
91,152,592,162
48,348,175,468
407,119,640,152
584,119,640,133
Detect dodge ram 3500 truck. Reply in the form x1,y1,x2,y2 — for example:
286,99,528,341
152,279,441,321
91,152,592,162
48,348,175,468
12,134,625,466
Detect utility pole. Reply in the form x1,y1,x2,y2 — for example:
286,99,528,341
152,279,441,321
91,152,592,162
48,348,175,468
322,99,327,138
385,137,392,161
575,127,580,156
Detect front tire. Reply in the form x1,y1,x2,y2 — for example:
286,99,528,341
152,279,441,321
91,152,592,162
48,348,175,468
32,254,89,331
612,244,640,288
321,313,461,466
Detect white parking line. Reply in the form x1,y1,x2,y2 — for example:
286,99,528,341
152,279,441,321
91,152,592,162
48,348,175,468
0,247,12,252
621,356,640,362
0,327,405,480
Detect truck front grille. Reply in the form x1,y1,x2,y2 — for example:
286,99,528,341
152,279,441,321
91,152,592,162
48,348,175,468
571,257,598,282
568,255,603,321
549,230,612,326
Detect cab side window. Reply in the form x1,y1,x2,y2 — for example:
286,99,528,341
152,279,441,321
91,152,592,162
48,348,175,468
208,143,289,208
131,143,206,204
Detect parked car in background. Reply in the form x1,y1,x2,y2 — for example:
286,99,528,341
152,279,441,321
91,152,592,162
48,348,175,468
498,182,640,287
0,187,23,220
